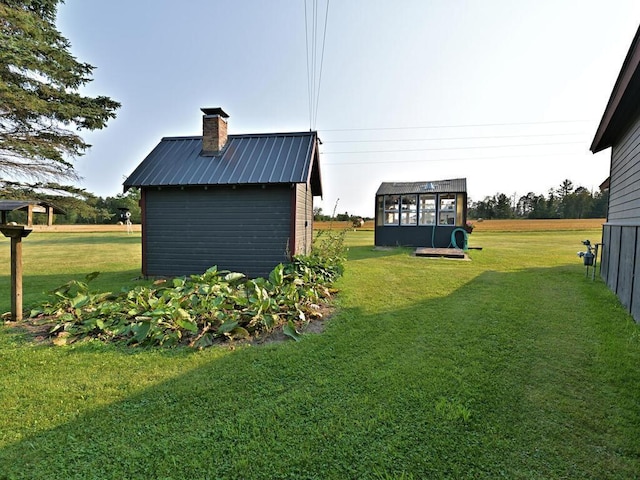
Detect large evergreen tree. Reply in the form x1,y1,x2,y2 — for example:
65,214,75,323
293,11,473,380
0,0,120,181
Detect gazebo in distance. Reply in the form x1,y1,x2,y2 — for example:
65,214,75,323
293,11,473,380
0,200,64,227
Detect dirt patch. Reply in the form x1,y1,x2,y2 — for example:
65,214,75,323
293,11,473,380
250,303,333,346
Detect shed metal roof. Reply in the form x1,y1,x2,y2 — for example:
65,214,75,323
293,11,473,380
376,178,467,196
124,131,322,195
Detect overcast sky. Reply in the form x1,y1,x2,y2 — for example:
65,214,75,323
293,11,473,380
56,1,640,217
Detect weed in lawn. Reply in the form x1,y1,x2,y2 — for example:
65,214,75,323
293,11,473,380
435,397,472,423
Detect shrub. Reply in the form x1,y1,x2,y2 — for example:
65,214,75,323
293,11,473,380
30,233,346,348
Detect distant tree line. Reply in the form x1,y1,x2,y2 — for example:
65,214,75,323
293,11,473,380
0,182,141,225
468,179,608,220
313,208,371,223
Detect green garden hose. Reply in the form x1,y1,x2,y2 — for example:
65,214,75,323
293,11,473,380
450,228,468,251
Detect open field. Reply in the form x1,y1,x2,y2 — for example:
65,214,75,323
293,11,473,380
315,218,606,232
1,226,639,478
30,223,141,233
23,218,604,234
470,218,605,232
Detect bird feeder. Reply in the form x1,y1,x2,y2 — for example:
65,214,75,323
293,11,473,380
577,239,601,280
1,225,32,321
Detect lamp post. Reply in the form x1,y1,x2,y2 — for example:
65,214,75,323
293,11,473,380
1,225,32,321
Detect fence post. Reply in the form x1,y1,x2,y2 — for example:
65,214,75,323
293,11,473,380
1,225,32,321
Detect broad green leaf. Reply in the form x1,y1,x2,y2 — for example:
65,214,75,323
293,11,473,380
174,308,191,320
283,321,302,342
228,327,250,339
205,266,219,274
218,321,238,334
176,318,198,333
132,321,151,343
263,314,277,329
224,272,245,283
70,294,90,309
269,263,284,286
85,271,101,283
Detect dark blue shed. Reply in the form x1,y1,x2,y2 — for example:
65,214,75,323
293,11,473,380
374,178,468,248
124,108,322,278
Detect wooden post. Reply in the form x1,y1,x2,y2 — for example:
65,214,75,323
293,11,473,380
1,226,32,321
27,205,33,227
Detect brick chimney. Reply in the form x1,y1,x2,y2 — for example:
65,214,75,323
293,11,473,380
201,107,229,155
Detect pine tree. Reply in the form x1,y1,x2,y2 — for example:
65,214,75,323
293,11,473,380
0,0,120,181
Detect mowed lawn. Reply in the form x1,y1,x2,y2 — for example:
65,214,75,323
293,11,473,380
0,224,639,479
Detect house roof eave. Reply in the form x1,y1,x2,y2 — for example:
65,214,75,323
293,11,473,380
591,24,640,153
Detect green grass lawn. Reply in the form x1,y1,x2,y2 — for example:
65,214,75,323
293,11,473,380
1,229,639,479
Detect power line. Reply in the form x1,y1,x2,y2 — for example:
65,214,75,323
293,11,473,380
322,140,585,155
322,151,589,166
304,0,330,131
304,1,312,130
320,119,594,132
323,132,588,144
313,0,330,129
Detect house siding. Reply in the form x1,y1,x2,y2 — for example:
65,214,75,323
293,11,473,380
601,111,640,322
294,183,313,255
609,114,640,222
143,186,291,278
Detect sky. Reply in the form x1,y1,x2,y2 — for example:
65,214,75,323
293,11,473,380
55,0,640,217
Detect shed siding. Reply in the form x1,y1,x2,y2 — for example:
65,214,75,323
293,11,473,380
606,225,622,294
602,223,640,322
600,110,640,322
633,236,640,320
294,183,313,255
600,225,611,285
617,226,637,310
375,225,463,248
143,187,291,278
609,114,640,222
374,188,467,248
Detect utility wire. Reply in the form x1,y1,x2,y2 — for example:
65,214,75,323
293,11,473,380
323,151,589,166
304,0,330,131
313,0,330,129
323,132,587,143
304,0,313,129
322,140,585,155
320,119,594,132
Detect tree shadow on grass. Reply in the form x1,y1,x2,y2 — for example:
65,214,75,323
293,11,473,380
0,270,147,315
0,267,638,479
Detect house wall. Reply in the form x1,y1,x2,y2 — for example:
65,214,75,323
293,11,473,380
142,186,291,278
601,224,640,321
602,111,640,322
608,113,640,222
293,182,313,255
